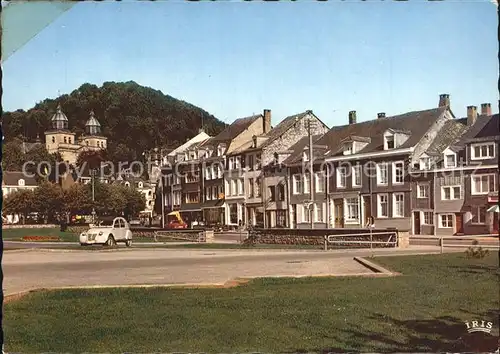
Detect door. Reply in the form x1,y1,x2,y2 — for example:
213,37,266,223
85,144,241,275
334,199,344,228
413,212,421,235
455,213,464,235
492,212,499,234
363,196,371,226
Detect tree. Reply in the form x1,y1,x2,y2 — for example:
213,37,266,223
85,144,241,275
3,189,35,224
32,181,63,223
62,184,93,215
114,184,146,219
76,150,106,171
2,139,24,171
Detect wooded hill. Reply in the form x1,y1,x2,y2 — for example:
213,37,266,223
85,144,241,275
1,81,227,162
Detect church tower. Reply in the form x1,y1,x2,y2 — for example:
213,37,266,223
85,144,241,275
44,104,78,163
81,110,108,151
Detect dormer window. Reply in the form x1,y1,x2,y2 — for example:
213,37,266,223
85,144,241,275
343,142,353,155
384,134,395,150
419,156,430,170
303,151,309,162
138,182,143,188
18,179,25,186
443,149,457,168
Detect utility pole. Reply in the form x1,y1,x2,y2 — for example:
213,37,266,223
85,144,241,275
309,118,314,229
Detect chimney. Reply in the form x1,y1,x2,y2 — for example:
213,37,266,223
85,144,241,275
438,94,450,108
377,112,386,119
263,109,271,133
481,103,492,116
467,105,477,126
348,111,356,124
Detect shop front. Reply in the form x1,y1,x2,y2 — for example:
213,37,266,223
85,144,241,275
487,194,499,234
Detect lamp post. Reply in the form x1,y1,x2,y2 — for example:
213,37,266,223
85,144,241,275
308,117,314,229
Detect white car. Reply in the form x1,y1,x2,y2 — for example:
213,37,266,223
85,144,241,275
79,217,133,247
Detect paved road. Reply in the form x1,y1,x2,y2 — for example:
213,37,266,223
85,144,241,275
3,246,448,296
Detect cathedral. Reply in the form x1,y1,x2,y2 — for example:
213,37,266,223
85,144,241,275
44,104,108,165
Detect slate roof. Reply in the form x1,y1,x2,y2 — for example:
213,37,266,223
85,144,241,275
450,114,499,151
320,107,447,158
204,114,261,146
282,134,326,165
425,118,468,156
258,111,312,149
2,171,37,186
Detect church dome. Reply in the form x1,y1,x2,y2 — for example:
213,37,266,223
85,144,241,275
85,110,101,135
51,104,69,130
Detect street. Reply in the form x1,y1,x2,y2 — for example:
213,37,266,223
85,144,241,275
2,246,450,297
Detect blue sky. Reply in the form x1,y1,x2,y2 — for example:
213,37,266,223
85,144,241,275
2,1,498,128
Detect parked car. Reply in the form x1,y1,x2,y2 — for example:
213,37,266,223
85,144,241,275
79,216,133,247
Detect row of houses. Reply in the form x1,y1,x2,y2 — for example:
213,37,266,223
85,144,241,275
161,94,498,236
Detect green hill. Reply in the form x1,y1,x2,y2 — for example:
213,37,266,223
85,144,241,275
1,81,227,161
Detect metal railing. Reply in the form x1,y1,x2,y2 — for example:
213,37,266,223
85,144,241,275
325,231,398,251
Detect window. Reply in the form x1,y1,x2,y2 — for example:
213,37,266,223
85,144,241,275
471,174,496,195
138,182,143,188
303,151,309,162
377,163,388,185
255,178,261,197
238,178,244,195
248,178,255,198
392,162,404,184
269,186,276,202
303,175,310,194
444,154,456,168
471,143,495,160
228,157,235,170
440,214,453,228
69,138,72,144
214,164,222,179
256,154,262,170
384,135,395,150
303,205,311,223
213,186,218,199
186,173,198,183
423,212,433,225
206,187,212,201
337,167,347,188
343,142,353,155
185,192,199,204
442,186,461,200
205,166,212,180
378,194,388,218
315,172,325,192
86,141,89,146
352,165,361,187
471,206,486,224
231,180,237,195
52,137,55,143
276,210,286,227
315,203,324,222
293,175,302,194
393,193,404,218
417,184,429,198
18,179,25,186
278,184,285,201
173,191,181,205
345,198,359,222
64,137,67,144
235,156,241,169
230,204,238,224
248,155,254,171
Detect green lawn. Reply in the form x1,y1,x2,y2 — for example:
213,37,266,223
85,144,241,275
1,227,79,242
4,252,498,352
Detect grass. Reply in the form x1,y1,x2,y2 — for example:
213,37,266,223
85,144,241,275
4,252,498,352
2,227,79,242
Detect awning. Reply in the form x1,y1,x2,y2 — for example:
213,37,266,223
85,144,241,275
179,203,202,212
487,205,499,213
202,199,225,209
167,211,180,216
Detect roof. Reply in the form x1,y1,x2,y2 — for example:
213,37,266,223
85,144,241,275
425,118,468,156
51,104,68,122
321,107,447,158
2,171,37,186
450,114,499,150
167,131,211,157
258,111,311,149
282,134,325,165
85,111,101,127
205,114,261,145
